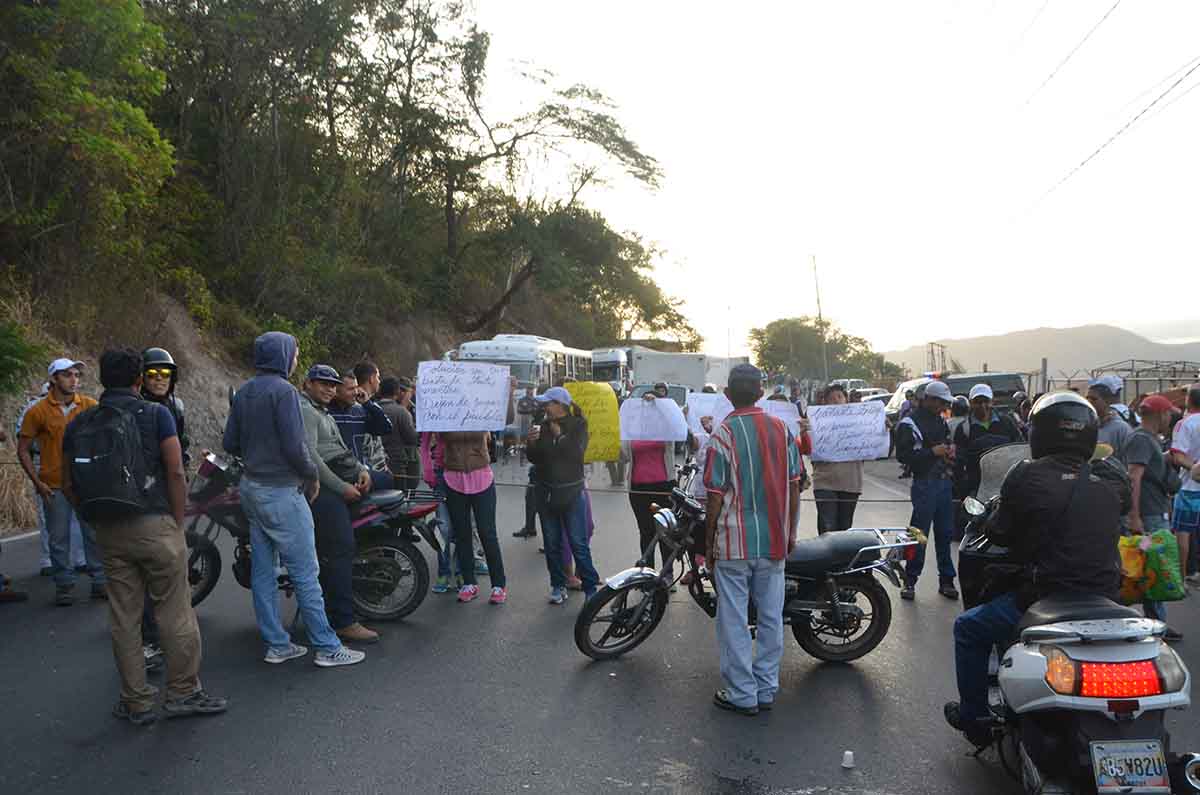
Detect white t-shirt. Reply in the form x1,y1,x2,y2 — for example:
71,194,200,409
1170,412,1200,493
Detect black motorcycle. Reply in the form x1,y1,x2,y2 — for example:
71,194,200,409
185,451,442,621
574,465,920,663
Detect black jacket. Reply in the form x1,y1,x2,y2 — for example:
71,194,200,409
953,412,1022,496
142,392,190,467
989,454,1131,610
525,414,588,487
895,406,952,479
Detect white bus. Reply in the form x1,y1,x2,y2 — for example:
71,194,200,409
456,334,592,389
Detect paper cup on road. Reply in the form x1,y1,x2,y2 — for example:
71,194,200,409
841,750,855,769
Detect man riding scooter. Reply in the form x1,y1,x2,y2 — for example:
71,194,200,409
944,392,1131,747
298,365,380,645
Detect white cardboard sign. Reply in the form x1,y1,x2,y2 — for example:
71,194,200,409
686,393,733,435
415,361,510,432
754,398,802,434
619,396,689,442
808,402,890,462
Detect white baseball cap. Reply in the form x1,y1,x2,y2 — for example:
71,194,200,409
47,358,85,378
924,380,952,403
968,384,994,401
1088,374,1123,396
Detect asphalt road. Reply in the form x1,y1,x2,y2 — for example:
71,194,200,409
1,458,1197,795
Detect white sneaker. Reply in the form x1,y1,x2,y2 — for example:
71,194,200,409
264,643,308,664
314,646,366,668
548,587,567,605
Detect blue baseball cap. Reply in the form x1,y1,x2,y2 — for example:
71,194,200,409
305,364,342,384
535,386,573,406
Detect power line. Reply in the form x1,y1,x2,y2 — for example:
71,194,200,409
1144,73,1200,122
1026,0,1122,104
1015,0,1051,48
1118,53,1200,113
1043,55,1200,197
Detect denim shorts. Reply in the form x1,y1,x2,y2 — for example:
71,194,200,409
1172,490,1200,535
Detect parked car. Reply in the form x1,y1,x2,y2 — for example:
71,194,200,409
630,382,690,407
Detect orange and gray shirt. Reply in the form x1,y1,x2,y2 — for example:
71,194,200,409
18,393,97,488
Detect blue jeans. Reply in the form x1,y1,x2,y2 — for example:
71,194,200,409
954,592,1022,722
43,491,104,589
238,478,341,653
38,496,85,569
905,478,957,583
310,488,356,630
540,490,599,595
714,558,786,709
445,483,506,588
433,473,459,580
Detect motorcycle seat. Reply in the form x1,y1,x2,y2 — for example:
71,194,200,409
786,530,880,576
1016,593,1140,633
350,490,407,516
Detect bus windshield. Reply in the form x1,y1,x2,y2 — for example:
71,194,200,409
593,363,622,383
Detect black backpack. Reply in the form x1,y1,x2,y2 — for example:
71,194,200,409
67,402,153,521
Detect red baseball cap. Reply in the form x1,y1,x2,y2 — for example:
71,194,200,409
1139,394,1175,415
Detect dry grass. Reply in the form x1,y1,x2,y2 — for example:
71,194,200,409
0,449,38,533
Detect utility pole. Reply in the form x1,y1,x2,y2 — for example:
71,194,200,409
813,255,829,384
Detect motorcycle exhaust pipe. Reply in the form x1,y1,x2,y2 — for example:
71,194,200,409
1182,753,1200,792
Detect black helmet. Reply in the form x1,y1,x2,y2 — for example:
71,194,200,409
951,395,970,417
141,347,178,394
1029,391,1097,460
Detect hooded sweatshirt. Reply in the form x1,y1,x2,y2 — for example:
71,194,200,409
222,332,318,486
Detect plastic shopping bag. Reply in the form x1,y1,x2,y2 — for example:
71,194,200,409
1118,535,1149,606
1143,528,1185,602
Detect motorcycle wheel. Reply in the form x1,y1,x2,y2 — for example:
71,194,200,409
791,575,892,663
574,583,669,661
352,538,429,621
185,531,222,607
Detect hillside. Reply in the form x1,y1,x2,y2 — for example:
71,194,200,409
881,325,1200,377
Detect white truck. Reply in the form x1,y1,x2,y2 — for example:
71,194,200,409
627,348,750,393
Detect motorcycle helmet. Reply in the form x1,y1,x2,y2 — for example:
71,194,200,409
951,395,970,417
1028,391,1097,460
141,347,179,392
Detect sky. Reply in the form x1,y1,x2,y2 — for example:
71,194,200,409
473,1,1200,356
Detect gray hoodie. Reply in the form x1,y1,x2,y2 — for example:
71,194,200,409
222,332,318,486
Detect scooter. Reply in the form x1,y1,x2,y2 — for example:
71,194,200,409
958,443,1199,794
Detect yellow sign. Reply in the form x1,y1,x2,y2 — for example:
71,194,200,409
566,382,620,463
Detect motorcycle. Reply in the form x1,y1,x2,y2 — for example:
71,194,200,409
958,443,1199,794
184,451,442,622
574,464,920,663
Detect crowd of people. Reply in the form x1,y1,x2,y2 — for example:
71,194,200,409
2,335,1199,733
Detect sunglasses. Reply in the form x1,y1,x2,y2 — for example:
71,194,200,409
144,368,173,378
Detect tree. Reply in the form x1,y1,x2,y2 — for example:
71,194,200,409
749,317,903,381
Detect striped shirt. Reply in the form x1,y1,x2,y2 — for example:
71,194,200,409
704,406,802,561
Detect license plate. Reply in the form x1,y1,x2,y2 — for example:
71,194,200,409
1090,741,1170,793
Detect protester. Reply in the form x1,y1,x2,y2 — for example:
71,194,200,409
433,401,513,604
525,386,599,604
352,361,392,475
1087,376,1132,456
299,364,381,645
703,364,802,716
953,384,1022,500
377,377,421,491
17,382,86,577
1168,386,1200,585
514,386,542,537
623,386,684,569
420,432,463,593
895,380,959,600
223,332,365,667
16,358,107,605
62,348,227,724
329,368,393,486
947,395,970,440
138,347,191,671
1125,394,1183,641
811,384,864,534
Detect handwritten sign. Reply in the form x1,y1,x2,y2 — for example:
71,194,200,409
686,393,733,435
565,382,620,463
415,361,510,433
755,398,801,434
620,396,689,442
808,402,890,462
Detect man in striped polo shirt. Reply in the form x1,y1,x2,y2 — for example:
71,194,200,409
703,364,803,715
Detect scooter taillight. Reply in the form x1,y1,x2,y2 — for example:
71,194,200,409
1079,661,1162,699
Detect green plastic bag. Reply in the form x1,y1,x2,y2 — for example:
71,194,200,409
1143,528,1185,602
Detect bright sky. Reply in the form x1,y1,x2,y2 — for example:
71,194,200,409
474,1,1200,356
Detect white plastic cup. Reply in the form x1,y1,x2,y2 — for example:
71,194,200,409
841,750,855,769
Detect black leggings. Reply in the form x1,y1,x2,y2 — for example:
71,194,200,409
629,480,674,568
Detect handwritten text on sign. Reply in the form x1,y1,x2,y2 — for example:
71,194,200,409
565,382,620,463
808,402,889,462
416,361,510,433
619,397,689,442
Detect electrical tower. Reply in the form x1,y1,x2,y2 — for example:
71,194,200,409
926,342,947,374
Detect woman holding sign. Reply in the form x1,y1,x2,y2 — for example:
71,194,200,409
811,384,864,534
623,386,688,570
